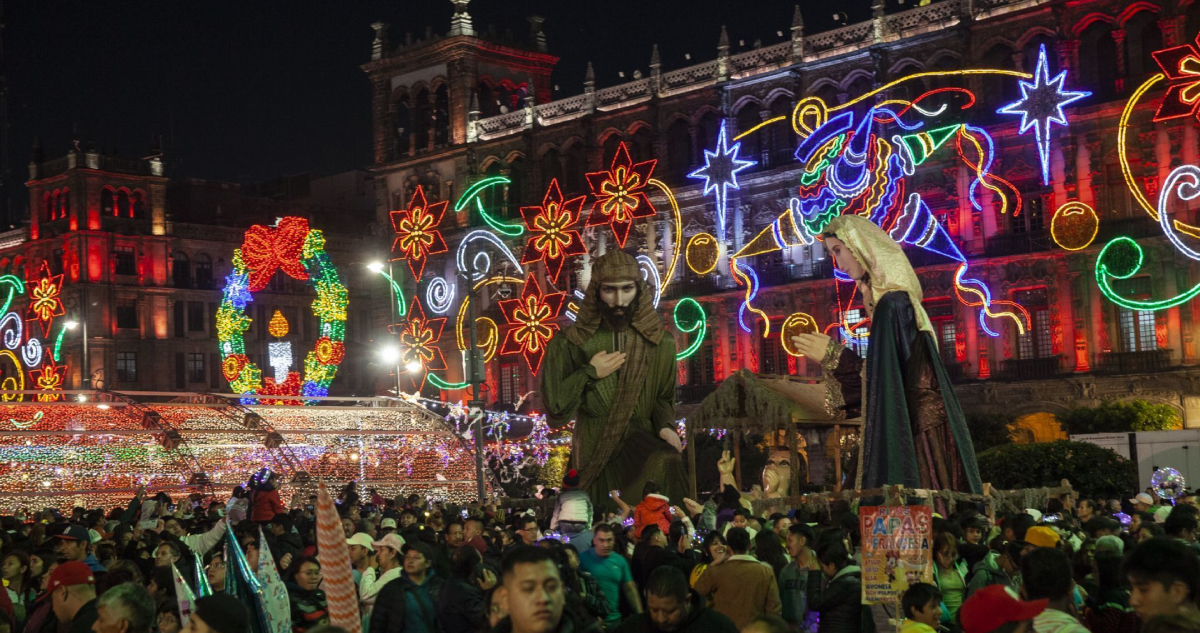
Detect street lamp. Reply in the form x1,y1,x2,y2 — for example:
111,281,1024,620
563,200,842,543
367,262,385,273
379,345,402,396
404,360,423,374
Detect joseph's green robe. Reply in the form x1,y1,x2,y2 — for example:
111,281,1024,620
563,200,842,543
542,325,689,511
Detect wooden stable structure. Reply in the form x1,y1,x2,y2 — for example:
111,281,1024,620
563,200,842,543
684,369,862,499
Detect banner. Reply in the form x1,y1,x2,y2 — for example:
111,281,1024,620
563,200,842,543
859,505,933,604
171,564,197,629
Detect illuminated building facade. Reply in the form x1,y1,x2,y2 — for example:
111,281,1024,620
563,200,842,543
364,0,1200,432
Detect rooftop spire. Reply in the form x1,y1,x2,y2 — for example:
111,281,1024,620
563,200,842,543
449,0,474,37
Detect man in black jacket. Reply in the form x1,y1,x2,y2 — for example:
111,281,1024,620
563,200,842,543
808,542,871,633
614,566,737,633
370,542,445,633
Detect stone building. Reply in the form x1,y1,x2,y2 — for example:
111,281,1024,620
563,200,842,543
362,0,1200,435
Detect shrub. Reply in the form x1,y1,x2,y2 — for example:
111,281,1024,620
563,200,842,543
1058,399,1180,435
967,413,1016,454
976,440,1137,499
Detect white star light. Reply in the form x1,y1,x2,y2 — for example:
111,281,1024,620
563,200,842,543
688,121,755,241
996,43,1091,185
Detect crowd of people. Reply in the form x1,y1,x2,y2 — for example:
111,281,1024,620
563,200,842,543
1,468,1199,633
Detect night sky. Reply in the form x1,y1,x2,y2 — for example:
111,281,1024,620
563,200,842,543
4,1,872,225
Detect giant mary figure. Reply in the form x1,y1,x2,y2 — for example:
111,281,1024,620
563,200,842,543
541,250,690,508
792,215,983,493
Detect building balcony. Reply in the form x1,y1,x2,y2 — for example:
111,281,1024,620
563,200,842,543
1097,349,1173,374
662,275,726,301
998,356,1063,381
984,231,1052,257
677,383,717,405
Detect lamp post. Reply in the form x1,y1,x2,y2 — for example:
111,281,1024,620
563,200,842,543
460,269,487,502
379,344,402,398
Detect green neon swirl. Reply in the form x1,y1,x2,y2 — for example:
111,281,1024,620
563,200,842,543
1095,237,1200,310
53,325,69,362
454,176,512,212
674,298,707,360
428,374,471,390
378,270,408,317
475,198,525,237
0,275,25,316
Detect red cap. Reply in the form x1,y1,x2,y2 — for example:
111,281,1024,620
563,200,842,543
960,585,1047,633
45,561,95,593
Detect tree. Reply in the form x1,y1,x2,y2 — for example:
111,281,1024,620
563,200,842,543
1058,399,1181,436
977,440,1137,499
968,413,1016,454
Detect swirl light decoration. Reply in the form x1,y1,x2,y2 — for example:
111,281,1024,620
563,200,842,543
218,218,347,404
673,298,707,360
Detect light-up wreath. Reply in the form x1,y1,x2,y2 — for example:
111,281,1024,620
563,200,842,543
217,217,347,404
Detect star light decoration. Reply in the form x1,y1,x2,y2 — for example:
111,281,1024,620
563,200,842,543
498,274,566,373
520,179,587,285
398,296,447,391
687,121,756,241
26,262,64,339
390,186,449,282
996,44,1090,185
585,142,657,248
1151,32,1200,123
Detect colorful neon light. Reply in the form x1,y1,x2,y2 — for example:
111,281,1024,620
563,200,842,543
398,297,447,391
648,178,683,295
0,276,23,318
519,179,586,284
673,298,707,360
476,199,525,237
456,230,525,281
636,255,662,309
1150,33,1200,122
996,44,1090,185
25,263,64,338
426,277,456,315
780,313,819,357
497,274,566,374
685,233,719,275
390,185,449,282
585,142,657,247
428,374,470,391
454,176,512,212
688,121,755,241
375,267,407,318
1051,202,1100,251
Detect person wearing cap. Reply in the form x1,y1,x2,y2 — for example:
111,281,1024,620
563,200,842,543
48,561,98,633
1020,548,1089,633
52,526,105,573
183,594,250,633
369,541,444,633
380,518,398,538
360,533,405,626
1126,537,1200,619
1132,492,1157,514
1024,527,1061,551
550,469,593,546
960,585,1046,633
347,532,375,586
967,538,1022,598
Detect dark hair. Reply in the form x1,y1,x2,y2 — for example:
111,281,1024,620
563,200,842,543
1,551,31,595
642,480,660,498
593,523,615,537
667,520,688,547
148,566,175,599
1022,547,1073,601
500,545,559,583
157,540,181,559
817,541,849,570
1007,513,1036,541
1140,612,1200,633
516,515,537,531
1165,508,1199,538
1045,498,1065,515
288,556,320,584
1124,538,1200,602
444,518,464,532
725,527,751,554
645,565,689,602
902,582,942,619
699,531,727,564
1094,551,1124,596
788,523,815,545
745,614,790,633
754,530,788,576
639,524,662,545
732,509,749,520
934,532,958,559
451,545,482,579
1140,523,1166,538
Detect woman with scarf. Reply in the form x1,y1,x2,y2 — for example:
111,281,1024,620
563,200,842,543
287,556,330,633
791,214,982,494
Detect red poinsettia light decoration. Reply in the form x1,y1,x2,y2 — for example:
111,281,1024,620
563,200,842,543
398,297,447,390
520,179,587,285
390,186,449,282
585,142,658,247
1152,34,1200,122
30,357,66,402
498,275,566,373
26,262,65,338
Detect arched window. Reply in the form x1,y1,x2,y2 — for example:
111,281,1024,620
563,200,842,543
101,188,115,216
563,144,586,195
58,188,69,220
195,253,213,289
666,118,692,177
434,84,450,147
696,111,721,157
844,75,876,120
735,104,764,170
768,96,794,167
601,134,623,168
810,83,840,108
116,190,131,217
43,193,53,222
924,57,959,92
540,149,564,190
130,190,144,219
630,127,653,164
507,156,528,219
173,252,191,288
413,88,431,152
394,94,412,158
1079,22,1118,102
482,161,504,213
888,65,924,104
981,44,1019,106
1126,12,1163,82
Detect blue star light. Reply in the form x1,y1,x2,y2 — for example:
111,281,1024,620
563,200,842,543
997,43,1090,185
688,121,755,241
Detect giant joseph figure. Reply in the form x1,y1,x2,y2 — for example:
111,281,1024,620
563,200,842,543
542,250,690,508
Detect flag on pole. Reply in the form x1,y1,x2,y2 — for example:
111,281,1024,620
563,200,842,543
172,563,197,629
256,528,292,633
316,483,361,633
225,522,265,633
194,552,212,598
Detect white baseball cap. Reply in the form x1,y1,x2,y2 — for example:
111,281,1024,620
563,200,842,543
346,532,374,550
372,533,406,552
1130,492,1155,506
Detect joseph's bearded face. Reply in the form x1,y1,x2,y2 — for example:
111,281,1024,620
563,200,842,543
598,279,638,330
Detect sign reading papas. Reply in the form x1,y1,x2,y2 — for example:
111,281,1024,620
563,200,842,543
859,505,933,604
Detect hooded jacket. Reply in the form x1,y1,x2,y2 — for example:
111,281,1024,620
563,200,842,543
808,564,872,633
251,484,285,523
613,590,739,633
634,494,672,538
967,551,1016,597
